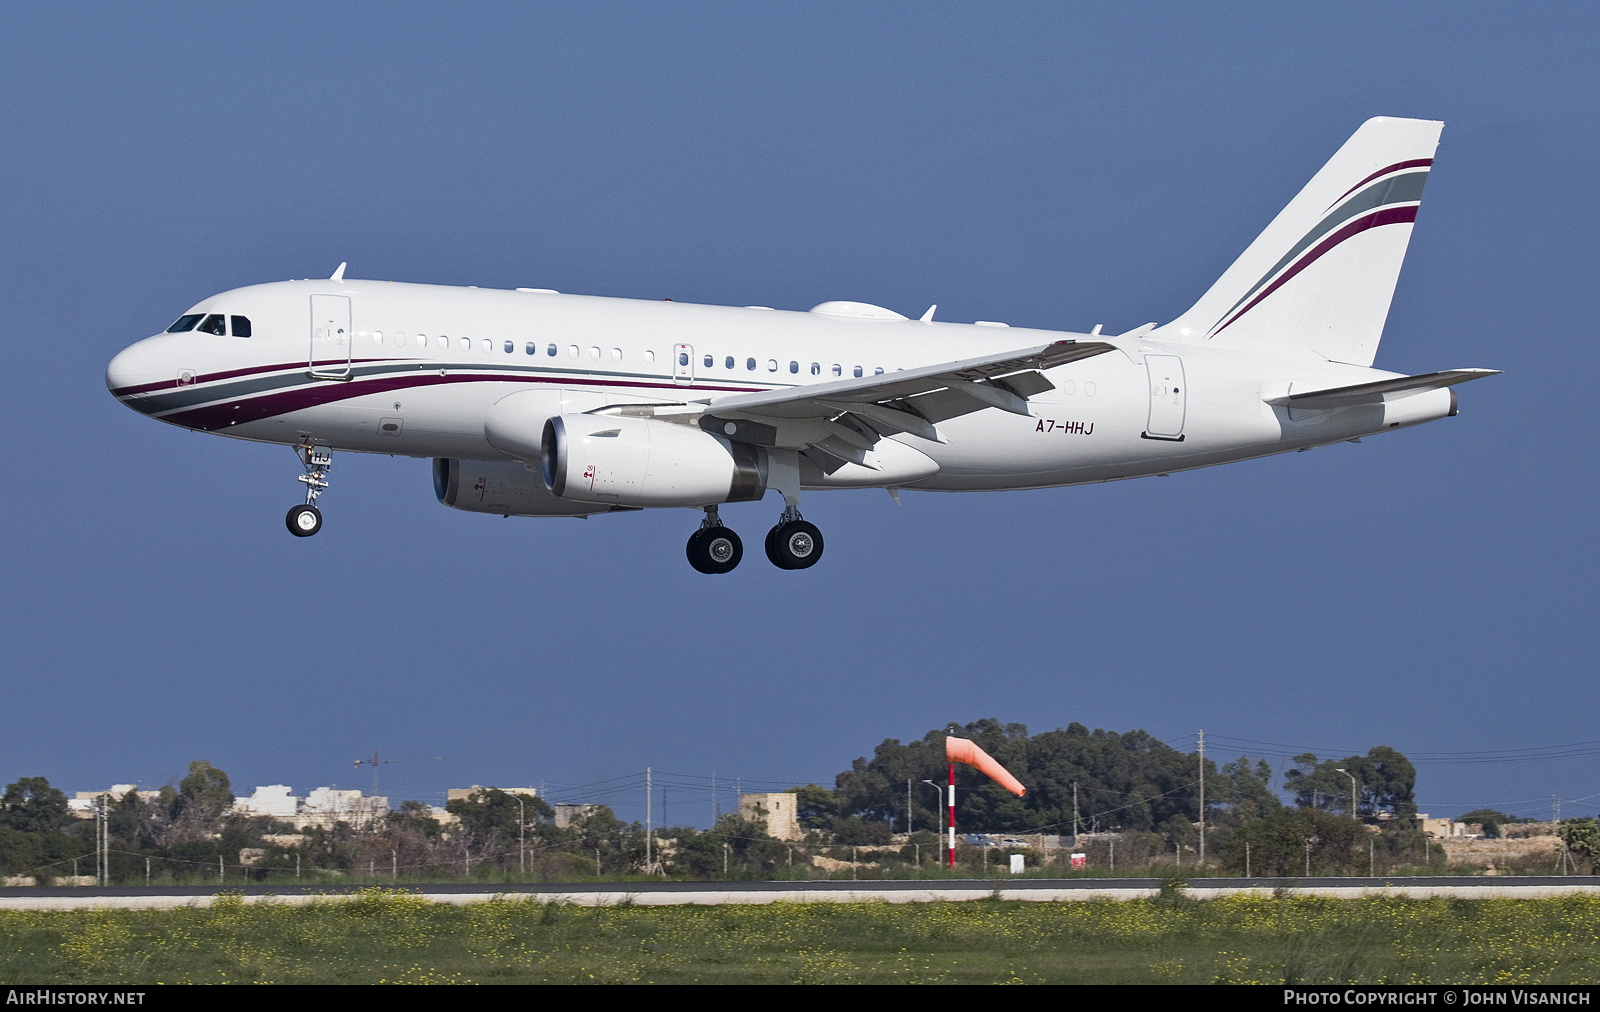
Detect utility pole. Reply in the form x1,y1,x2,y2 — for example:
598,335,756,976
1072,781,1080,843
645,767,653,874
514,794,526,876
1198,730,1205,863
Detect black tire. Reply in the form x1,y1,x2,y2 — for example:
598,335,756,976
686,528,712,573
765,520,823,570
286,504,322,537
687,526,743,574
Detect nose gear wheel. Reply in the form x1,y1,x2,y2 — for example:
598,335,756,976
288,445,332,537
286,503,323,537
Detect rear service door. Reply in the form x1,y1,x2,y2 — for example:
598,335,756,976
1143,354,1186,440
309,295,352,379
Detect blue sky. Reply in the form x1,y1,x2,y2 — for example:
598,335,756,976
1,3,1594,826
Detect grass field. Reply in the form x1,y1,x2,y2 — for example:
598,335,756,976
4,888,1599,984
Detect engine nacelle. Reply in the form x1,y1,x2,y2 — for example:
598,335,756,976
433,457,625,517
541,414,767,507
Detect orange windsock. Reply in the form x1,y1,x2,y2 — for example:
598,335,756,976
945,736,1026,796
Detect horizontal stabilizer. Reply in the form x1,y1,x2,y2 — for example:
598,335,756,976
1265,368,1499,409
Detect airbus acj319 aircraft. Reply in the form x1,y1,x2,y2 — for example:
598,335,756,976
107,117,1495,573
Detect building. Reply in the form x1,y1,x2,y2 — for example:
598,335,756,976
233,785,302,819
553,804,600,828
1416,814,1471,839
739,792,802,841
68,785,161,817
299,787,388,828
446,786,538,803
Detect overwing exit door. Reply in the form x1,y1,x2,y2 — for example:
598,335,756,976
1144,354,1186,440
309,295,352,379
673,343,694,385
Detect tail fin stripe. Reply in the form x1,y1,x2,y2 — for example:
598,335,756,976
1211,204,1418,338
1328,157,1434,209
1209,172,1429,336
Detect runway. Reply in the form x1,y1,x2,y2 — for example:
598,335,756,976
3,877,1599,910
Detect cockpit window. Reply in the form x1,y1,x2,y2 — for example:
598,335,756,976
166,314,203,333
230,316,252,338
198,314,226,336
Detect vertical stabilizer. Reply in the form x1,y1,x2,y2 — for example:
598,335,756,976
1154,117,1443,366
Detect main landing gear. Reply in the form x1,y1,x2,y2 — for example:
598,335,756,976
684,503,825,574
686,505,743,574
286,445,332,538
765,504,824,570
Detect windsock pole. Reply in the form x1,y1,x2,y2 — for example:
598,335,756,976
948,761,956,869
943,735,1027,871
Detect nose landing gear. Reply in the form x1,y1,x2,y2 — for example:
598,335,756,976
686,505,742,574
287,445,332,538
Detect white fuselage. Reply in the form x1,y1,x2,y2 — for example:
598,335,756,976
105,279,1451,495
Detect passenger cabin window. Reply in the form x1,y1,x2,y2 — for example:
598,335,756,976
789,361,799,374
230,316,252,338
525,342,536,355
854,365,863,377
832,364,842,377
547,343,557,356
198,314,226,336
767,359,778,372
725,356,734,369
504,340,514,354
166,314,203,333
747,358,756,371
703,354,713,368
810,362,820,376
611,348,622,362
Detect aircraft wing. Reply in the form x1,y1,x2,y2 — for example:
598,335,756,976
693,339,1115,470
1265,368,1500,409
704,339,1113,435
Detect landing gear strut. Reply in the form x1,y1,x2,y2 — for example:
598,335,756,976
765,504,824,570
286,445,332,538
686,505,742,574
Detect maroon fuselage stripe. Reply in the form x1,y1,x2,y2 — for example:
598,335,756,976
1212,205,1418,338
159,371,771,432
110,357,391,397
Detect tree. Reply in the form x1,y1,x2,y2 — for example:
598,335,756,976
816,719,1214,839
1561,818,1600,865
1284,747,1415,820
177,761,234,821
1459,809,1517,838
0,777,69,834
1220,807,1368,876
1219,757,1281,822
446,788,553,868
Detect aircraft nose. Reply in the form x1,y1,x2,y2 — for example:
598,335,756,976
106,335,171,410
